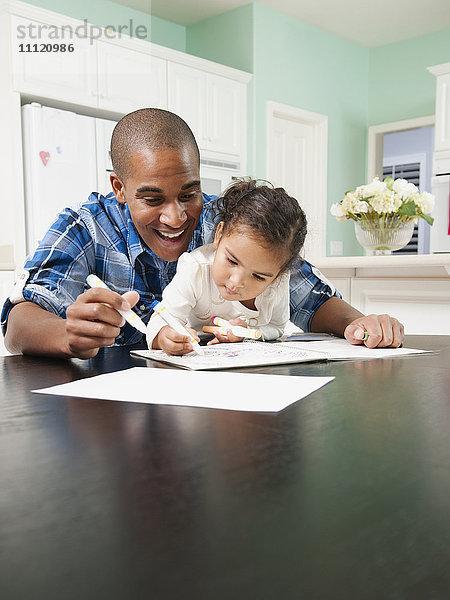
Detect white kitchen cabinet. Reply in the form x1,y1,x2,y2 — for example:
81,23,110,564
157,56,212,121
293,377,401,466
316,255,450,336
326,277,351,303
168,62,246,158
430,175,450,254
167,62,207,147
433,70,450,153
350,278,450,335
427,63,450,253
10,14,97,106
10,15,167,114
97,41,167,113
10,11,248,159
428,63,450,174
206,73,245,156
5,0,251,267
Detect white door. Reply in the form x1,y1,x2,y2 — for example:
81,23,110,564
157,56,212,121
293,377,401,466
266,102,328,261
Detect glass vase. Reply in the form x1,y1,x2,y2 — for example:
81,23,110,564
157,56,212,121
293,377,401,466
354,216,415,255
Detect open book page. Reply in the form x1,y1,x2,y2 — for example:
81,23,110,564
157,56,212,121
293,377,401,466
280,338,430,360
131,341,329,371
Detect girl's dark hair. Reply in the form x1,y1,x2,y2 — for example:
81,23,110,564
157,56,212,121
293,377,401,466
215,178,307,273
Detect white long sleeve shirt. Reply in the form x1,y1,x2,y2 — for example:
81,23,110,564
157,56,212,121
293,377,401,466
146,244,290,347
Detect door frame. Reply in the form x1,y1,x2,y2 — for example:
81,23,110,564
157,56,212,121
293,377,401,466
367,115,435,182
266,101,328,259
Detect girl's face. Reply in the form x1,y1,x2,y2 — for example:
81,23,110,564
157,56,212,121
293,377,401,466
212,222,286,306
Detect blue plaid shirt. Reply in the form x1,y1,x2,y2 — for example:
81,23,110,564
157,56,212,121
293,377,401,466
1,192,339,345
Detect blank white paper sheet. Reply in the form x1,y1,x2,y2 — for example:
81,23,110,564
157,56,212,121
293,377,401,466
33,367,334,413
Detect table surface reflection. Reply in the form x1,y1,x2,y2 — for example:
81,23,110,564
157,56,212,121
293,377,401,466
1,336,449,600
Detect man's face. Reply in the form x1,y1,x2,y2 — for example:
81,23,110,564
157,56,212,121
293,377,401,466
111,147,203,262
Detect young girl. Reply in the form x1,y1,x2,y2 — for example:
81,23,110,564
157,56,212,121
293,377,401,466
146,179,307,355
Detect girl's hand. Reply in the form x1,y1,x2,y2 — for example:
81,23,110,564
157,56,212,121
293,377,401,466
153,325,200,355
344,314,404,348
207,318,247,345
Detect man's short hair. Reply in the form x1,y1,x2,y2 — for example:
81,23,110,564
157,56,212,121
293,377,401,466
110,108,200,182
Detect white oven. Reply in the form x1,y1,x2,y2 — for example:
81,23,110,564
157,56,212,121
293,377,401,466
200,155,243,197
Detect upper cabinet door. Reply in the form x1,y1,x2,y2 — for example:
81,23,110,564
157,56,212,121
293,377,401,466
434,72,450,153
168,63,246,159
167,62,207,148
206,74,245,157
97,41,167,113
10,15,97,106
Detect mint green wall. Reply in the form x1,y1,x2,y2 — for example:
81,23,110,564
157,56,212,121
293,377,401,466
186,4,254,73
21,0,186,50
21,1,450,256
187,3,369,255
369,27,450,126
253,3,368,256
186,5,255,173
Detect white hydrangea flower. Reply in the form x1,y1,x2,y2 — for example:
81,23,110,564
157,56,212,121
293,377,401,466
370,190,397,213
393,178,410,197
406,184,419,198
341,194,356,213
346,191,360,203
358,177,386,198
415,191,435,214
354,200,369,213
392,192,403,211
330,202,346,219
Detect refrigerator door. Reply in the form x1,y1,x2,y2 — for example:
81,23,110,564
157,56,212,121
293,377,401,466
22,103,98,254
430,175,450,253
95,117,118,196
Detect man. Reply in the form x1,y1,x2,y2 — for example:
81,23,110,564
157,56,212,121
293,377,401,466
2,108,403,358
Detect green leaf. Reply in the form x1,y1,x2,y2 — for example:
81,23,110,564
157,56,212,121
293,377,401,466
384,176,394,190
397,201,416,216
418,213,434,226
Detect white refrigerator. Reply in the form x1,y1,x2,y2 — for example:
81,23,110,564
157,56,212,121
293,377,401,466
21,103,117,254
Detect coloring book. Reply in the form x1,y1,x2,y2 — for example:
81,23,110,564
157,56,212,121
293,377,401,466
131,340,427,371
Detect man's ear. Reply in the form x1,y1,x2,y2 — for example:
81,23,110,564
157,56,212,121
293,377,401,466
213,221,224,249
110,173,126,203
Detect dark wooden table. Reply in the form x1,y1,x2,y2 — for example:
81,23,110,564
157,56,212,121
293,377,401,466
1,336,449,600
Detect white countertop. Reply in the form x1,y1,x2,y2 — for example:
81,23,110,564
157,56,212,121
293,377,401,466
2,246,450,276
314,253,450,277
